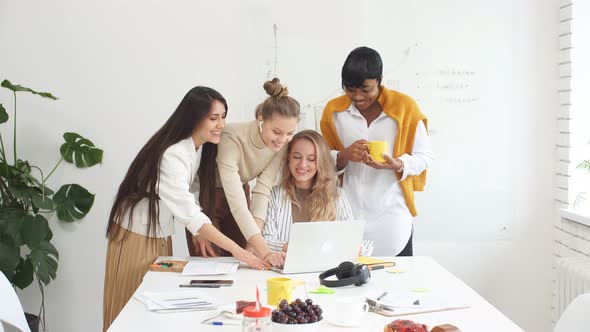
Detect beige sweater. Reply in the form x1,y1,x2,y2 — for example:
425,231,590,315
216,121,286,240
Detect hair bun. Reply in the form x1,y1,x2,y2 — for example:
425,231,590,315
263,77,289,98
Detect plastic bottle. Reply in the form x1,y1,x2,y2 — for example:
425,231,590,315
242,305,272,332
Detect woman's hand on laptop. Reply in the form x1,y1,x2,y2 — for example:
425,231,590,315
263,251,286,267
233,248,267,270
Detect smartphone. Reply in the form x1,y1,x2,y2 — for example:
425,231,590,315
190,280,233,287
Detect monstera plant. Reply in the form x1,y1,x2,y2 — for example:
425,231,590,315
0,79,103,330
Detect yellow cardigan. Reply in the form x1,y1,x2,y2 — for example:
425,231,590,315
320,87,428,217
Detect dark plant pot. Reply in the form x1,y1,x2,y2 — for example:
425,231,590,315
25,313,40,332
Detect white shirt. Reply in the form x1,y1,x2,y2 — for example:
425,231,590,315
332,103,433,255
118,137,212,238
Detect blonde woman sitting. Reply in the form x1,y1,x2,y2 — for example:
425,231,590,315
262,130,373,256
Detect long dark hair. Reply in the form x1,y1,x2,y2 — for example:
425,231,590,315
106,86,227,240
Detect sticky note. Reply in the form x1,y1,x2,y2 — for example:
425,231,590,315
309,285,335,294
411,288,431,293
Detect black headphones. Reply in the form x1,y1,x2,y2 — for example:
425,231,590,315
319,261,371,287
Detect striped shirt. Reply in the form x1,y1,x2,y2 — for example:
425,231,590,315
261,184,374,255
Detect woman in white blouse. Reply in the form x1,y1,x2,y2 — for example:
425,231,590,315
262,130,373,255
103,87,265,331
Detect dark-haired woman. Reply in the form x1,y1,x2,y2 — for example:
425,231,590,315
320,47,433,257
103,87,265,331
189,78,300,268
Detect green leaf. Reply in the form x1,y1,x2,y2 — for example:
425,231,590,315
12,257,34,289
21,214,50,248
1,80,58,100
53,184,94,222
0,242,19,282
0,104,8,124
32,190,54,210
29,240,58,285
0,208,26,247
60,132,103,168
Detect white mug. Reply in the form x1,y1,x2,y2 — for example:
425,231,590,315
326,296,369,326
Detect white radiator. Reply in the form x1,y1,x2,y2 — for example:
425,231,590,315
554,257,590,320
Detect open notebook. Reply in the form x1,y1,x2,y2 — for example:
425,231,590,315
135,289,220,313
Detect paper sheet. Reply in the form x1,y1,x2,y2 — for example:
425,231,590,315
181,261,239,276
135,290,218,313
376,291,469,316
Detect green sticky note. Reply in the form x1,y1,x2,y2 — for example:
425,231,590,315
309,285,335,294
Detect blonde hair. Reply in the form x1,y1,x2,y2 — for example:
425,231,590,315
255,78,300,120
282,130,339,221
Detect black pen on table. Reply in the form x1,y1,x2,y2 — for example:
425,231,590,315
179,284,221,288
377,291,388,301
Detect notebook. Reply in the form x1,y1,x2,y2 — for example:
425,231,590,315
135,289,219,313
272,220,365,274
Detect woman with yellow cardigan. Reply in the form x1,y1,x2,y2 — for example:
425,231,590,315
320,47,434,256
189,78,300,267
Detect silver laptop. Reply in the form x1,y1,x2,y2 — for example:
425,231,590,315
271,220,365,274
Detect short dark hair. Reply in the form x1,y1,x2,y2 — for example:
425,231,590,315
341,46,383,88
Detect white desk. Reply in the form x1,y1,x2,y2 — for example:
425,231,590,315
108,256,523,332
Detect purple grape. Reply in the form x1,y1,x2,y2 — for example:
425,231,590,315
305,298,313,305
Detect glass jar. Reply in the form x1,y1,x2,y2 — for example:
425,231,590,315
242,305,272,332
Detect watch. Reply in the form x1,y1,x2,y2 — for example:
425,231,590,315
396,158,404,173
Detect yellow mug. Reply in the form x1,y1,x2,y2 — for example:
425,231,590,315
266,277,304,307
368,141,388,163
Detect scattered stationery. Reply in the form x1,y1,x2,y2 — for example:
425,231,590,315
135,289,219,313
148,260,188,273
181,261,239,276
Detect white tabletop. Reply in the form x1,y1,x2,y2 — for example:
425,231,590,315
108,256,523,332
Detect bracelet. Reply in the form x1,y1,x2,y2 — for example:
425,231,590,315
262,252,274,261
396,158,405,173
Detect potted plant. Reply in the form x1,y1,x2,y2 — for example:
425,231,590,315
0,79,103,332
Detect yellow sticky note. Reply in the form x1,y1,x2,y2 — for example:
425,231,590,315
411,288,431,293
386,269,405,274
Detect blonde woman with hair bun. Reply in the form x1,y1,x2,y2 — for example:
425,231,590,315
261,130,373,255
186,78,300,268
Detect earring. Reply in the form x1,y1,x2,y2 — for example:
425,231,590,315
258,121,263,132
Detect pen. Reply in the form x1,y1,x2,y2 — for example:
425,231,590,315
377,291,388,301
179,284,221,288
208,321,240,326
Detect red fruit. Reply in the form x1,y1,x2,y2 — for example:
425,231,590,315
384,319,428,332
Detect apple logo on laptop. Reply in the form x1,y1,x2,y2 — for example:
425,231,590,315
321,242,334,254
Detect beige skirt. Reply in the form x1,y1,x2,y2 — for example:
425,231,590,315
103,224,172,332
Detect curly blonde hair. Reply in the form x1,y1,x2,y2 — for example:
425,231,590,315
281,130,339,221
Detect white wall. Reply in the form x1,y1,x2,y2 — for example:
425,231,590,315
0,1,557,331
551,0,590,325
